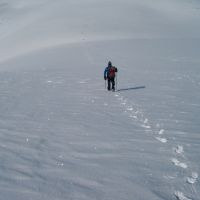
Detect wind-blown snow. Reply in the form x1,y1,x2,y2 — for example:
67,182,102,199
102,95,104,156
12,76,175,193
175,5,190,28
0,0,200,200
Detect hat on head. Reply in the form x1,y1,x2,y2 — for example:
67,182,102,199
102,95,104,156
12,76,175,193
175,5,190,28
108,61,112,67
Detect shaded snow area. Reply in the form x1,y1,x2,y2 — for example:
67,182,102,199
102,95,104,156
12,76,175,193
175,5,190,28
0,1,200,200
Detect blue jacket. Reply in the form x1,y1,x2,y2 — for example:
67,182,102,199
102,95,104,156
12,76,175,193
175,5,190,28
104,66,110,78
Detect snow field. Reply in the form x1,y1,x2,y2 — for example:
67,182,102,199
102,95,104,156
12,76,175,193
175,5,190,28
0,36,200,200
0,0,200,200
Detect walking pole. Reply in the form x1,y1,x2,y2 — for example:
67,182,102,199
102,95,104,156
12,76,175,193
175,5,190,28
116,73,118,91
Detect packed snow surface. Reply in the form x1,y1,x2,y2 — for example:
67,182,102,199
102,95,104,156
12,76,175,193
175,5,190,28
0,0,200,200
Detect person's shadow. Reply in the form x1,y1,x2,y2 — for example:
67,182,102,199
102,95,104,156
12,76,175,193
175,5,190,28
117,86,146,92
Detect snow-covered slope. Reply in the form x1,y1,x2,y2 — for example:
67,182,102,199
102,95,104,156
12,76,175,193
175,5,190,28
0,1,200,200
0,0,200,61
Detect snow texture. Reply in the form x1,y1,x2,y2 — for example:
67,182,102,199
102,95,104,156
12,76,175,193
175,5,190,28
0,0,200,200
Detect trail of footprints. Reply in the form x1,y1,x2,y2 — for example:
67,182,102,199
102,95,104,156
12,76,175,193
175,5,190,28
112,93,198,200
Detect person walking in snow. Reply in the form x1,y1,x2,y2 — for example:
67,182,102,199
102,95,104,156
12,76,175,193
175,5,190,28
104,61,118,91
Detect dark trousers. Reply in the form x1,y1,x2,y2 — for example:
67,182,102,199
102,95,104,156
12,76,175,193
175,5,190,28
107,77,115,90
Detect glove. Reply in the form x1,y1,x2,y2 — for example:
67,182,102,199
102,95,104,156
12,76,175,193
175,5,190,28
104,76,107,80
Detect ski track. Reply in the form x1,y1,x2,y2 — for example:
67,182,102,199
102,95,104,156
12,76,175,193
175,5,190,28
113,92,198,200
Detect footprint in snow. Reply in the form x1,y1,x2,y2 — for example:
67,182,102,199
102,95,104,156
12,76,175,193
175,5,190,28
126,107,133,111
174,145,184,154
174,191,192,200
171,158,187,169
141,124,151,129
158,129,165,135
155,137,167,143
186,172,198,184
129,114,137,119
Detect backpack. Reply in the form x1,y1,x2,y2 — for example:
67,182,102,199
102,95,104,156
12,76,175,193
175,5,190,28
108,67,116,78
